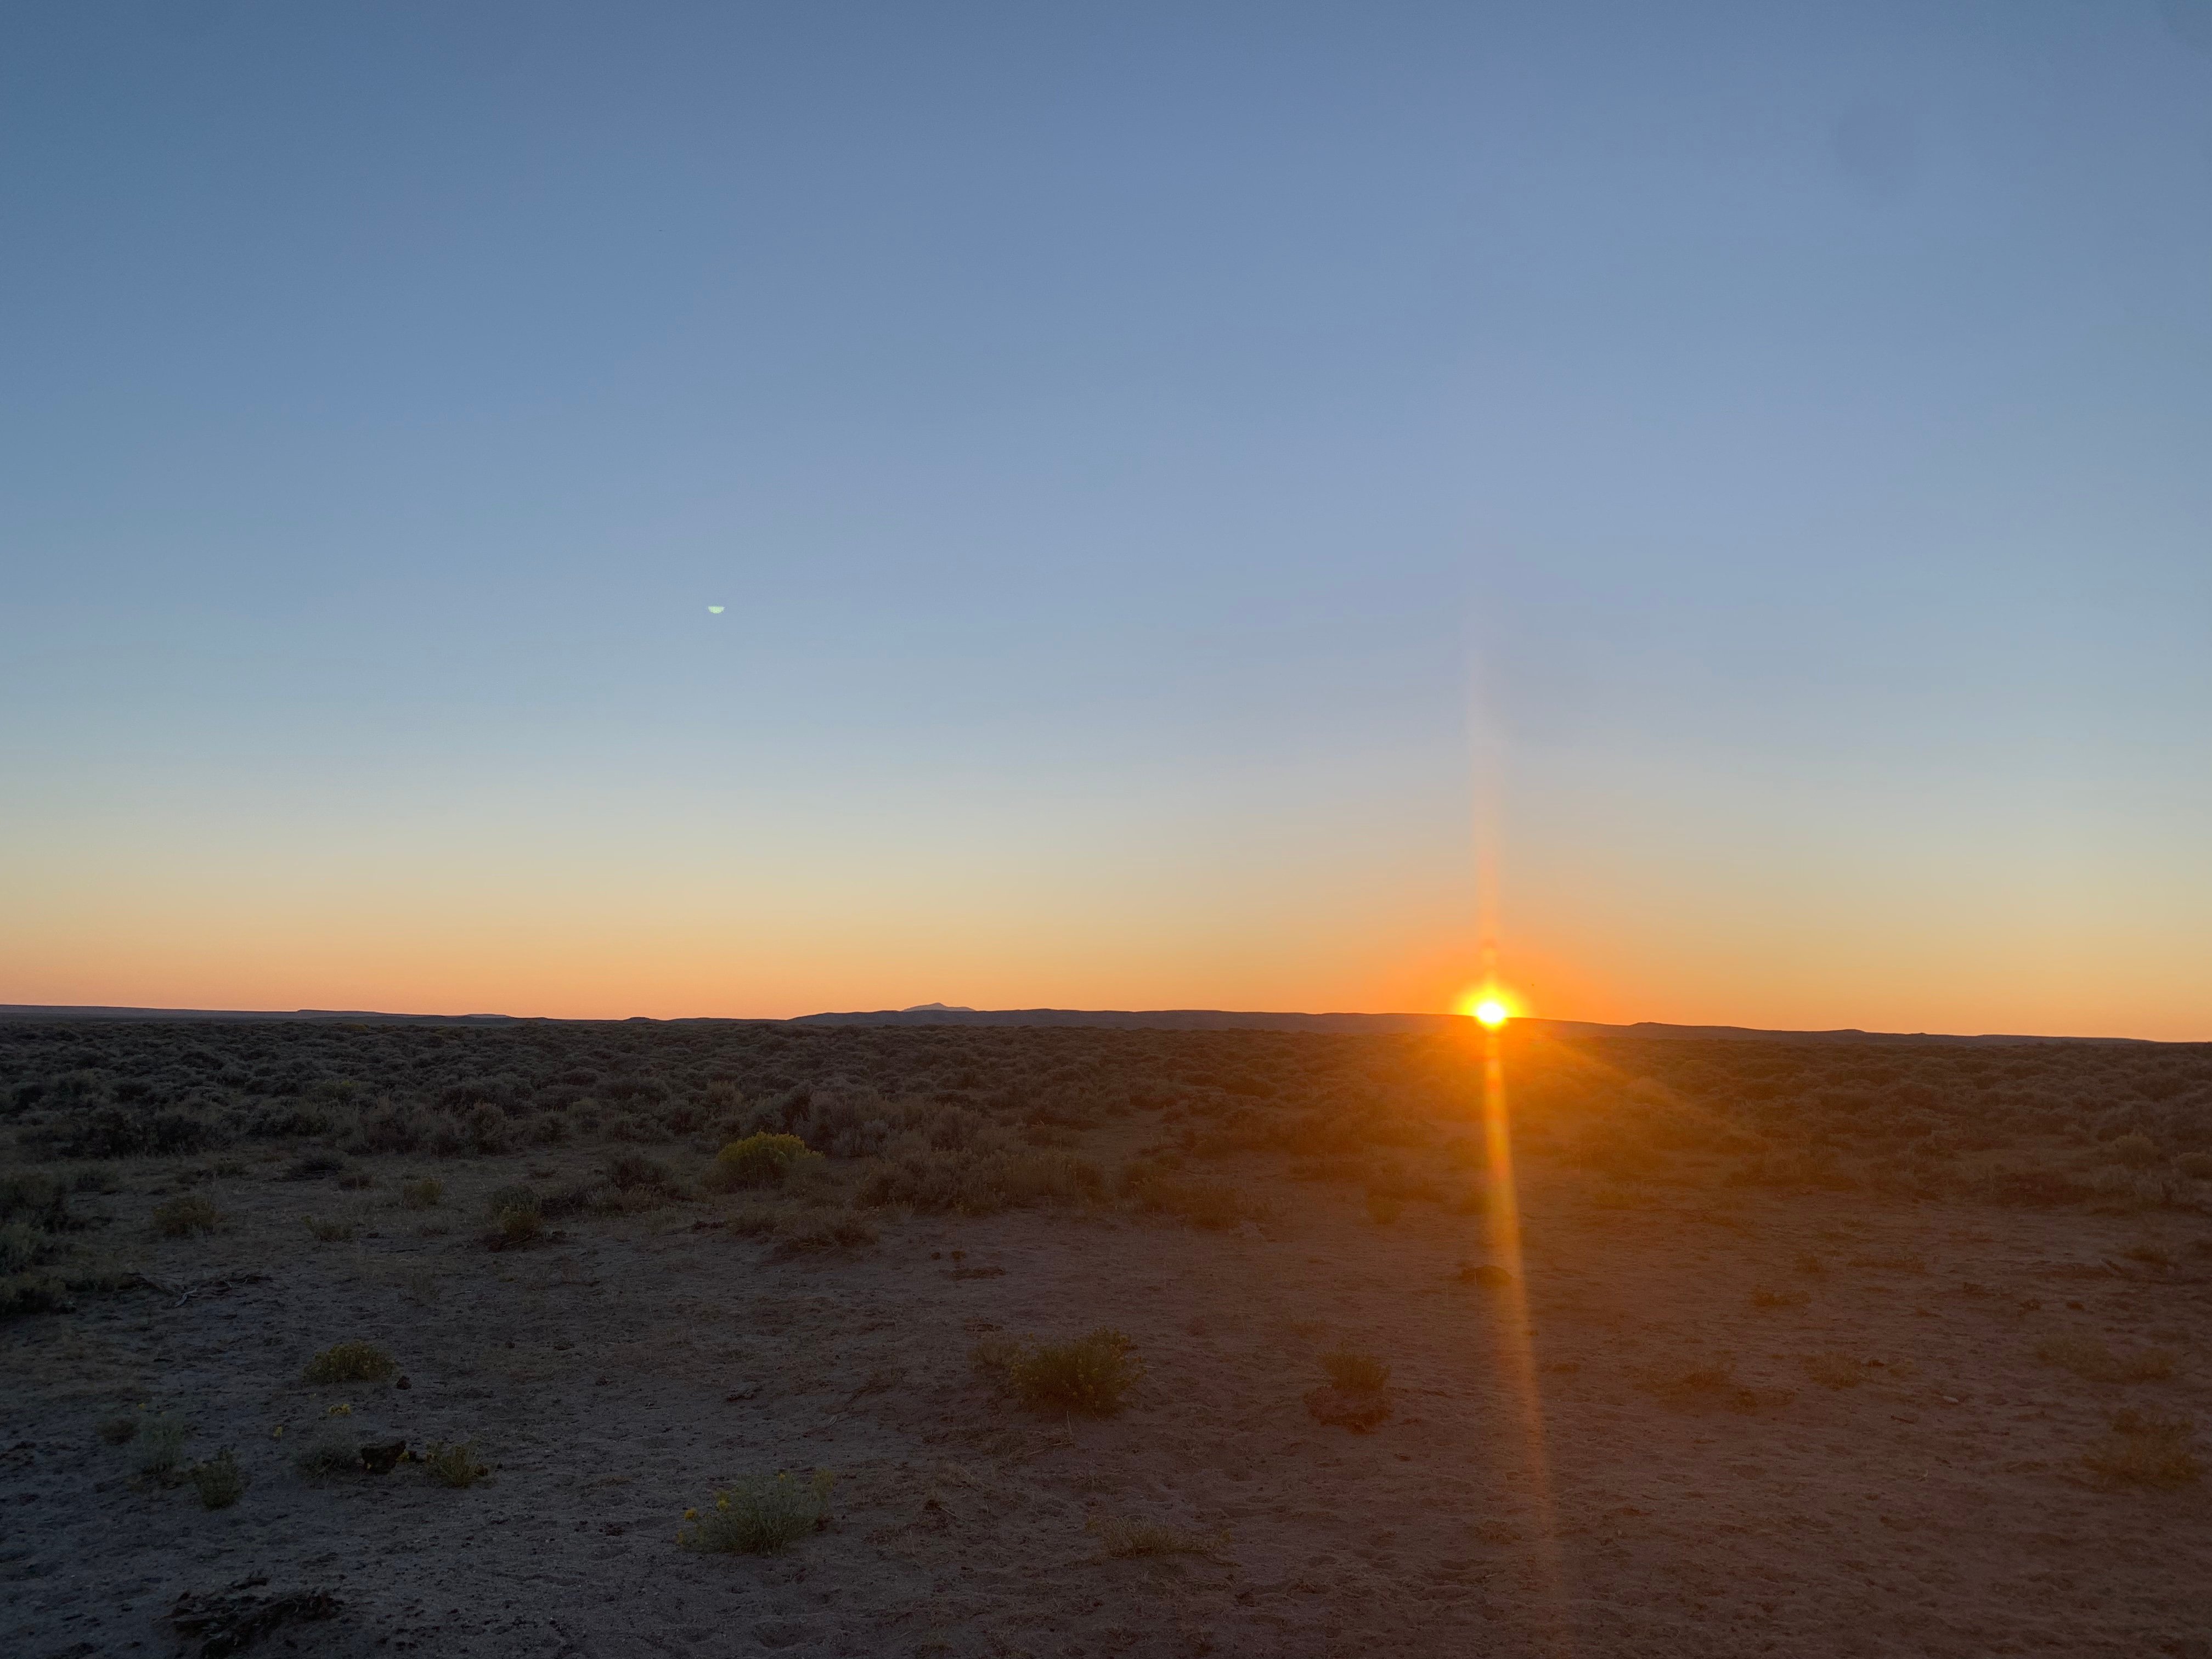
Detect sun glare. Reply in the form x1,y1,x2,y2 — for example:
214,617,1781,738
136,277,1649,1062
1458,988,1516,1028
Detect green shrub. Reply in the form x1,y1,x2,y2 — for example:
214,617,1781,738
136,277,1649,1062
151,1196,223,1237
679,1470,836,1553
401,1177,444,1209
979,1329,1144,1415
189,1448,248,1509
424,1440,490,1488
1321,1350,1391,1392
709,1134,814,1190
301,1340,398,1385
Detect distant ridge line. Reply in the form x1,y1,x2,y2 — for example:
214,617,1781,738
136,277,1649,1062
0,1003,2176,1045
788,1008,2162,1044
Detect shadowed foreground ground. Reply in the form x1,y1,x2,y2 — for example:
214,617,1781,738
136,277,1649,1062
7,1150,2211,1656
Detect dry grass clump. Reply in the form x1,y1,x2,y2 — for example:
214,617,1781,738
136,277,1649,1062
303,1214,357,1243
1306,1348,1395,1430
0,1218,55,1274
974,1328,1144,1415
150,1196,224,1237
97,1414,139,1446
679,1470,836,1553
859,1143,1104,1216
1119,1161,1253,1229
1750,1287,1810,1309
301,1340,398,1385
2084,1410,2202,1489
136,1415,189,1485
1638,1358,1791,1414
400,1177,443,1209
1321,1349,1391,1392
708,1133,816,1190
2035,1335,2177,1385
770,1211,879,1256
292,1425,362,1478
424,1440,490,1488
1086,1515,1229,1558
189,1448,248,1510
1803,1352,1869,1389
1457,1261,1513,1288
479,1185,546,1250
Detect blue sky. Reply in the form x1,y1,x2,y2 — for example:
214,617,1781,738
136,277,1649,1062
3,2,2208,1034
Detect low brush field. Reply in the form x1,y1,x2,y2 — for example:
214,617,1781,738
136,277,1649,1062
4,1017,2210,1657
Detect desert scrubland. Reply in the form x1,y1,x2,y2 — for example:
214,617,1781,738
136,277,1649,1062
3,1018,2210,1658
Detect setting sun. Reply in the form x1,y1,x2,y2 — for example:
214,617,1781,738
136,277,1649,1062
1474,999,1510,1029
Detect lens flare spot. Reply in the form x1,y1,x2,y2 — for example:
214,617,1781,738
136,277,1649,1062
707,605,725,614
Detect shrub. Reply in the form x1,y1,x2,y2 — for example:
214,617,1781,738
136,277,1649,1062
679,1470,836,1553
2108,1133,2161,1169
2176,1152,2212,1180
1456,1261,1511,1288
482,1204,545,1249
424,1440,490,1488
0,1220,54,1274
2084,1410,2201,1488
292,1426,360,1478
151,1196,224,1237
2035,1336,2177,1385
981,1329,1144,1415
1803,1352,1867,1389
1750,1288,1809,1309
0,1171,71,1229
301,1341,398,1385
98,1415,139,1446
1087,1515,1228,1558
303,1214,357,1243
0,1273,74,1317
1637,1358,1788,1414
401,1177,443,1209
708,1134,814,1190
1321,1350,1391,1392
189,1448,248,1510
137,1415,189,1485
1124,1168,1248,1229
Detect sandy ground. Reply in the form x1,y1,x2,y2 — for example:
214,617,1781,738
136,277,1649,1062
5,1146,2211,1659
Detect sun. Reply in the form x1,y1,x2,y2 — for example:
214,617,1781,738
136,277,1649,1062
1457,988,1515,1028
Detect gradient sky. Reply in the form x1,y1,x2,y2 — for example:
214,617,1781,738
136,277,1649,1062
4,2,2209,1036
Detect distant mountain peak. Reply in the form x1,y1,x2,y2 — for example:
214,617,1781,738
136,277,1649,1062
902,1002,975,1012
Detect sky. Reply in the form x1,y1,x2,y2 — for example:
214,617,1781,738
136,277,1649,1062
3,2,2209,1037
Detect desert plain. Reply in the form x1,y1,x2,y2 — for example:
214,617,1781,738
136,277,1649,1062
3,1016,2209,1658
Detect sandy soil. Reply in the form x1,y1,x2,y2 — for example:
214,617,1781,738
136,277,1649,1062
5,1144,2210,1659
